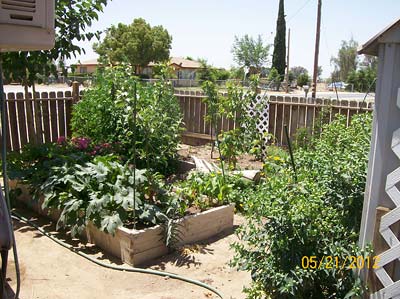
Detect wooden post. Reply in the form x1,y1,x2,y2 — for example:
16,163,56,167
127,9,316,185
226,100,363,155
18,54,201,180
285,28,291,93
72,81,80,103
311,0,322,99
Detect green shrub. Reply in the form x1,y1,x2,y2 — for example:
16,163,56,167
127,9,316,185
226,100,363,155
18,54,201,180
231,113,373,298
71,66,182,174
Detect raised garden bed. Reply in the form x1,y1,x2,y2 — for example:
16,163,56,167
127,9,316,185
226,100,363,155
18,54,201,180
10,180,234,266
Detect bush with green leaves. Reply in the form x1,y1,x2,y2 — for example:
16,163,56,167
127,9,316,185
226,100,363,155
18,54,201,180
71,65,182,174
231,113,373,298
202,77,264,169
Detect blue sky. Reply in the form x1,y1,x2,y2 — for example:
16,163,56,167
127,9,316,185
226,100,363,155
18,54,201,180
72,0,400,78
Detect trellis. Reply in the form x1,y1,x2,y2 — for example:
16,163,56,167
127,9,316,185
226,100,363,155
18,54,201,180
358,18,400,298
248,93,270,157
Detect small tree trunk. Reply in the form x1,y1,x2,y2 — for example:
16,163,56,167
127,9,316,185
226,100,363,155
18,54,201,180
24,84,36,144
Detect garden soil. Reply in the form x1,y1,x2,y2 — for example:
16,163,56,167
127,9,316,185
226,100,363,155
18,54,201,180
5,211,250,299
178,144,263,170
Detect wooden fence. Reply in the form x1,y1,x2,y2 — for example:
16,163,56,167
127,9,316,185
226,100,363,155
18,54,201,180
175,90,374,146
1,87,374,152
1,89,80,152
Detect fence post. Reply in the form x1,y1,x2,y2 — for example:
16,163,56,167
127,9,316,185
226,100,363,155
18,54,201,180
72,81,80,103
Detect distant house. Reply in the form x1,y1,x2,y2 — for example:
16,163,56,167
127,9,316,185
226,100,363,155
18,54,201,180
73,58,101,74
143,57,202,79
72,57,202,79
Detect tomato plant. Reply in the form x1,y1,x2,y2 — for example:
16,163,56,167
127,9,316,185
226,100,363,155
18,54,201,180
231,113,373,298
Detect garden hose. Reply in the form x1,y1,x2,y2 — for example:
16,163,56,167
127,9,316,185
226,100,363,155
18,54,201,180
10,211,224,299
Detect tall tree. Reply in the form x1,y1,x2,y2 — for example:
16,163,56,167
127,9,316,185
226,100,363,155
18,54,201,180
94,18,172,74
330,38,359,81
2,0,109,86
231,34,270,75
272,0,286,79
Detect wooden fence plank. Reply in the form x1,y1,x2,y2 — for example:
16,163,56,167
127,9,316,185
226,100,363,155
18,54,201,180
298,97,306,130
49,91,58,142
25,92,36,144
7,93,19,151
57,91,66,138
183,96,190,132
193,97,201,133
200,101,206,134
331,99,340,121
16,93,28,148
281,96,292,145
268,96,276,143
33,91,43,144
65,91,73,138
189,95,195,133
306,98,314,135
290,97,299,140
274,96,284,145
41,92,51,143
348,100,359,122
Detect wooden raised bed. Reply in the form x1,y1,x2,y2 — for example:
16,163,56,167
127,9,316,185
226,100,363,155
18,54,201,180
10,180,234,266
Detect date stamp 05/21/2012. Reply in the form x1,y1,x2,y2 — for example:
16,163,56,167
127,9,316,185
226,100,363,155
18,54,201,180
301,255,380,270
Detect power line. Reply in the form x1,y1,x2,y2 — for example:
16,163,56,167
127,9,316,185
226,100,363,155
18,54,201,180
287,0,313,23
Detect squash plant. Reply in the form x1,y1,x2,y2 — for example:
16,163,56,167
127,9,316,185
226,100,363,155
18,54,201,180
39,156,183,237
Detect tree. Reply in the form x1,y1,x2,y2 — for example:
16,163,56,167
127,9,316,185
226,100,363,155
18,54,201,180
268,67,281,90
231,34,270,74
94,18,172,74
317,66,323,80
2,0,109,87
330,38,359,81
346,55,377,92
297,73,310,87
290,66,308,81
272,0,286,79
196,59,217,82
360,55,378,72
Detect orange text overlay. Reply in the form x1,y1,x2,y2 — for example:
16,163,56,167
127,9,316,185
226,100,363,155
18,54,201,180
301,255,380,270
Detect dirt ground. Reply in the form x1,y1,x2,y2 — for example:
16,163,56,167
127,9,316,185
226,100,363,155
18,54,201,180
4,210,250,299
178,144,263,170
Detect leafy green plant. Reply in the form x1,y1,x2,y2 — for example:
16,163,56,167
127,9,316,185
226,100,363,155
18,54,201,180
72,66,183,174
231,113,373,298
175,171,253,212
40,157,182,237
202,76,264,169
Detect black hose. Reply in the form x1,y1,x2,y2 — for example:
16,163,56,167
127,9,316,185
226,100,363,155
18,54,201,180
284,125,297,183
11,211,224,299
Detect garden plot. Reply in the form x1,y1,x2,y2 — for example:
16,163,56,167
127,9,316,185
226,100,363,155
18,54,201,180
10,180,234,266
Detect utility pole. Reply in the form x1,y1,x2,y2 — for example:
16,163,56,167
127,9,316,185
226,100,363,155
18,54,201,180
285,28,291,93
312,0,322,99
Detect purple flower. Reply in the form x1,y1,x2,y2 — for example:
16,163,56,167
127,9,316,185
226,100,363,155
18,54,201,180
57,136,66,145
73,137,90,150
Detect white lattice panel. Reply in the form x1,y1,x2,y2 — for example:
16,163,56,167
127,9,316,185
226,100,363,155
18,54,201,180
371,88,400,299
247,93,270,157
